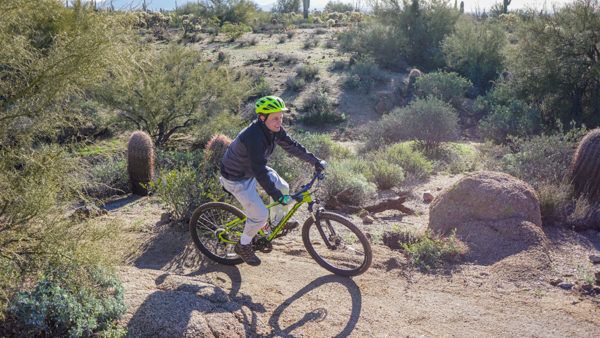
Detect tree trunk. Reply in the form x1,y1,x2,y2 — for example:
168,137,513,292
326,191,414,215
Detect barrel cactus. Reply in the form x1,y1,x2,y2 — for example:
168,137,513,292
569,128,600,201
204,134,232,173
127,131,155,196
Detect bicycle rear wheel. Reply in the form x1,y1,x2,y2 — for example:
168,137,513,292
189,202,245,265
302,211,372,276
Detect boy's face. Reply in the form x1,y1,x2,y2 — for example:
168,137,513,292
261,112,284,132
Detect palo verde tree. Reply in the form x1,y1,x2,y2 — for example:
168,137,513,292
506,0,600,129
0,0,133,326
97,44,252,147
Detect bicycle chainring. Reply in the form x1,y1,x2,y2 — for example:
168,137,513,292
253,237,273,253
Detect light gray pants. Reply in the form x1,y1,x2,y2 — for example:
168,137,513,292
220,167,290,242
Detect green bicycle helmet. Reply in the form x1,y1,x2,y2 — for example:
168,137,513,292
255,95,289,114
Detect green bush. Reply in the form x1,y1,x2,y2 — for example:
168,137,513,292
253,76,272,98
437,143,480,174
414,71,472,109
442,17,505,91
341,0,459,71
85,154,129,199
380,143,433,179
368,160,405,189
192,111,245,148
301,86,346,125
295,64,320,82
402,230,464,271
344,56,386,91
497,131,584,188
294,132,352,160
7,266,125,337
324,159,376,205
151,167,224,221
285,76,306,92
222,21,252,41
325,1,355,12
506,1,600,129
303,36,320,49
369,97,459,151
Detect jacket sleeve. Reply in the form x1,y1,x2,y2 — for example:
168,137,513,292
275,128,320,165
242,136,283,201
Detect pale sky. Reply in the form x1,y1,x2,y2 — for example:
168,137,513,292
96,0,575,12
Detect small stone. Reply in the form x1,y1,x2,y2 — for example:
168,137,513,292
358,209,369,218
549,278,563,286
361,215,374,224
590,255,600,264
594,286,600,294
581,284,593,292
436,187,442,191
160,212,172,224
423,192,434,203
558,282,574,290
595,271,600,283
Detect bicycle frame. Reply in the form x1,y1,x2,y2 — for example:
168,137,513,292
218,172,323,244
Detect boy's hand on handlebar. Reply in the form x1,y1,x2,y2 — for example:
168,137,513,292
278,195,293,205
315,160,328,172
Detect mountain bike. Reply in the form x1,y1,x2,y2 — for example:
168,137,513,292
189,171,372,276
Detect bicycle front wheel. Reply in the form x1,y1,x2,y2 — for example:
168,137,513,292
189,202,245,265
302,211,372,276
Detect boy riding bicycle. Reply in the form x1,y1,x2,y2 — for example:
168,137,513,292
219,96,326,266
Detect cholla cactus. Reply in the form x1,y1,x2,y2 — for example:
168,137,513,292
569,128,600,201
326,19,336,28
127,131,155,196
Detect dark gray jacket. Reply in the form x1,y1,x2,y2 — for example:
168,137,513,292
220,119,320,201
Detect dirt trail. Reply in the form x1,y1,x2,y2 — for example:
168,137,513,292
108,186,600,337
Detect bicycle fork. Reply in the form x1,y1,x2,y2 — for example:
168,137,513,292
312,208,338,250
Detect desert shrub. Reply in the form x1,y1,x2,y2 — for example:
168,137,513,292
295,64,319,82
344,56,386,91
369,97,459,151
382,226,422,249
268,52,299,65
324,39,336,48
436,143,480,174
85,154,129,199
329,59,347,71
155,149,205,173
150,166,225,221
221,21,252,41
506,1,600,129
414,71,472,109
7,265,125,337
286,76,306,92
301,86,346,125
442,17,505,91
238,35,258,46
402,230,464,271
380,143,433,179
278,34,287,43
253,76,272,98
273,0,301,13
499,133,578,188
303,35,320,49
537,182,574,226
341,0,459,70
325,1,355,12
293,133,352,160
368,160,405,189
324,159,376,205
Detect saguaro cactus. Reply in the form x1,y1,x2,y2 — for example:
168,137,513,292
303,0,310,19
127,131,155,196
569,128,600,201
503,0,512,14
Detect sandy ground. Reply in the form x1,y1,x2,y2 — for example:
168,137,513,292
102,173,600,337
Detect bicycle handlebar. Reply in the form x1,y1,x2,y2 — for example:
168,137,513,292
290,171,324,201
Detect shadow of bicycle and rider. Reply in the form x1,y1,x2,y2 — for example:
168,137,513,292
127,262,362,337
